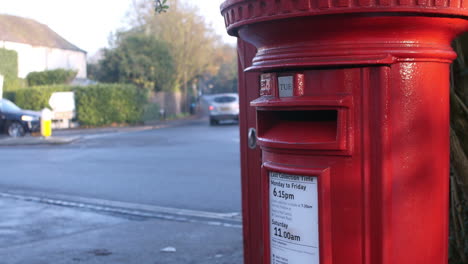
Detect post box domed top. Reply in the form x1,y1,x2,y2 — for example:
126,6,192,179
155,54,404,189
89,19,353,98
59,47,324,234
221,0,468,71
221,0,468,35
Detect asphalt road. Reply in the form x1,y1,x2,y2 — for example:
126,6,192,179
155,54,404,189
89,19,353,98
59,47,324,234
0,119,241,213
0,119,244,264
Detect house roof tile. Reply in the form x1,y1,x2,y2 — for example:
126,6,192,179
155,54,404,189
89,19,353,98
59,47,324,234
0,14,85,53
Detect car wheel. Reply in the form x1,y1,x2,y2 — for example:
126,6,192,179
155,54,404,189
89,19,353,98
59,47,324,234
7,122,25,137
209,118,217,126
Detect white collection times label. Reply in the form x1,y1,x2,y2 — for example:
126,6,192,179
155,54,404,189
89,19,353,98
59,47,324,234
269,172,319,264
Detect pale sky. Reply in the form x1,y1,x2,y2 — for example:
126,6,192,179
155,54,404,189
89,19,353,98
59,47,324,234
0,0,236,57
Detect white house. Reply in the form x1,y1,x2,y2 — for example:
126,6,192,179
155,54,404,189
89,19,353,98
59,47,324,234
0,14,86,79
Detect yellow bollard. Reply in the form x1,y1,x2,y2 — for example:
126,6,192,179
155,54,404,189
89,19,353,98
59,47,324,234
41,108,52,138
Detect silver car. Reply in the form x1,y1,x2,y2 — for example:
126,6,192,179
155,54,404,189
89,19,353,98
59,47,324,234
208,93,239,125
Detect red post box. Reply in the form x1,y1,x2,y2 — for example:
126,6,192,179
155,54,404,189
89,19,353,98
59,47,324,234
221,1,468,264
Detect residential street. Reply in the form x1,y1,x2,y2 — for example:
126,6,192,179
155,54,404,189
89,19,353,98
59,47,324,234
0,118,243,264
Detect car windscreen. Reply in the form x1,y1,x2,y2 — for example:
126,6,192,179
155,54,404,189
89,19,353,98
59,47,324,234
0,99,21,113
214,96,237,103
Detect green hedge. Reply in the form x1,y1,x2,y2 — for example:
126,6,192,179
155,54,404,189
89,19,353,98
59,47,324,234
3,91,16,102
26,69,77,86
9,84,148,126
0,48,18,81
0,48,20,91
75,84,147,126
14,85,72,110
4,78,27,91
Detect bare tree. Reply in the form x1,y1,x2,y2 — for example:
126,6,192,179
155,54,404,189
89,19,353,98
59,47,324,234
450,35,468,264
129,0,221,112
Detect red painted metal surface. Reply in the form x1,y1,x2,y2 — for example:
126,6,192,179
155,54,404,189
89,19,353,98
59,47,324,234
237,39,263,264
223,1,468,264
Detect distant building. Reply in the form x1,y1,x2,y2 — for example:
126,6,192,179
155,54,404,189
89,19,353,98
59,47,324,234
0,14,86,79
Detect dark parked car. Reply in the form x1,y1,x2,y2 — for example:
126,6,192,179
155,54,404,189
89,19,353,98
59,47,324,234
0,99,40,137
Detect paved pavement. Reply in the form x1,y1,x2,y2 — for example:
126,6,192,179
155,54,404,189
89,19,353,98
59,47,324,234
0,135,80,146
0,196,243,264
0,117,201,146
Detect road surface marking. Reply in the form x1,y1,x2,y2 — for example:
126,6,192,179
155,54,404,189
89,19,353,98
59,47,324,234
0,190,242,229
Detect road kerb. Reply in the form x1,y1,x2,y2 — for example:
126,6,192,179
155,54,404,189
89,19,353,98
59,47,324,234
0,189,242,228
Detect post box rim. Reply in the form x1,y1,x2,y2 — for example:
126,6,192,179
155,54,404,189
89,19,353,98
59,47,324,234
221,0,468,37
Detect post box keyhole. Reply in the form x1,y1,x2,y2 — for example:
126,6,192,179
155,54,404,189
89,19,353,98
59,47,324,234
248,128,257,149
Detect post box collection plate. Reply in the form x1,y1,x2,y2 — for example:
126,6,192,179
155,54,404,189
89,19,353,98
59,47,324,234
269,172,319,264
278,76,293,98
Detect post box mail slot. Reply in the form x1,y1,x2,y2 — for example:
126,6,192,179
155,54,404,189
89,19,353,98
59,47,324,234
256,109,346,150
252,95,353,153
